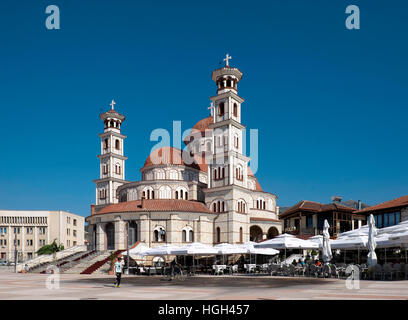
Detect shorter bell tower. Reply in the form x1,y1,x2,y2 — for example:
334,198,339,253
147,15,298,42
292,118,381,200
94,100,128,211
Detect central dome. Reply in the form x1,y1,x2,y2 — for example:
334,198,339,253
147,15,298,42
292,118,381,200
142,146,207,172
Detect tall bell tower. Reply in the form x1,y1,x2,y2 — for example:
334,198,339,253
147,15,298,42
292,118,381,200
208,54,250,190
94,100,128,210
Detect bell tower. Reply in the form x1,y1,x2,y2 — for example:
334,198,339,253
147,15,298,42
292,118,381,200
94,100,128,210
208,54,250,190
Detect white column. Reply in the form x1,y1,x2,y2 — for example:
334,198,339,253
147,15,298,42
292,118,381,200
34,226,38,258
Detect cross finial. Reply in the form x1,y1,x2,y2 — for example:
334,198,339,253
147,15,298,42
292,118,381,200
110,99,116,110
207,102,215,116
223,53,232,67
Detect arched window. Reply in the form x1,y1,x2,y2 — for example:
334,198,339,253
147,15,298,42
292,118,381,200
115,163,121,175
169,170,178,180
182,226,193,242
159,186,172,199
103,139,109,149
234,134,239,149
216,227,221,243
239,227,243,243
145,171,153,180
143,187,154,199
156,170,165,180
226,79,232,87
218,102,225,116
154,226,166,242
233,103,238,117
206,141,212,152
236,165,243,181
237,200,246,213
115,139,120,150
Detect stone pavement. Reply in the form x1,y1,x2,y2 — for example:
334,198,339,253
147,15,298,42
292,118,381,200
0,268,407,300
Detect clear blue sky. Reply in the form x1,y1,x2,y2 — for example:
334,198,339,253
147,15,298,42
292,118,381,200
0,0,407,217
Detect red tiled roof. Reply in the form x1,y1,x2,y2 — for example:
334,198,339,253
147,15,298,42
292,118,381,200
94,199,212,215
280,200,355,219
250,217,280,223
355,195,408,214
142,146,207,172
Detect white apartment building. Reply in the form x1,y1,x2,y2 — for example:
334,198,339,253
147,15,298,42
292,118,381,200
0,210,85,262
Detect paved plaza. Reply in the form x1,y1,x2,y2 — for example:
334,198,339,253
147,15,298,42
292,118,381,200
0,267,407,300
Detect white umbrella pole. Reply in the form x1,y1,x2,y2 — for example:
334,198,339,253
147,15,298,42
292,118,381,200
384,248,387,264
358,249,360,265
344,250,346,264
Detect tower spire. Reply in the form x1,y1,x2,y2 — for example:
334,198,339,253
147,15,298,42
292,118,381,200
223,53,232,67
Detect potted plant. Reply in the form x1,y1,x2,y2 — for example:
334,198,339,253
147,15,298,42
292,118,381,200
108,252,116,275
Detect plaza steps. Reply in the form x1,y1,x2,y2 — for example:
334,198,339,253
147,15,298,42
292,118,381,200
80,249,125,274
30,251,87,274
63,251,111,274
57,250,100,273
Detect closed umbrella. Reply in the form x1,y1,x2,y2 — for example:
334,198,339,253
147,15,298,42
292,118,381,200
322,220,333,263
367,214,377,267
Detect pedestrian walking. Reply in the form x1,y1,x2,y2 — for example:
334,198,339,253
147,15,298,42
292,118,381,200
114,257,124,288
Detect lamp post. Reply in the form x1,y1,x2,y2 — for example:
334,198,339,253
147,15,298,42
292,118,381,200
14,229,17,273
125,222,129,275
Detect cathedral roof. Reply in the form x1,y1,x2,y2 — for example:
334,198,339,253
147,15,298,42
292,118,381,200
184,116,213,145
94,199,212,215
142,146,207,172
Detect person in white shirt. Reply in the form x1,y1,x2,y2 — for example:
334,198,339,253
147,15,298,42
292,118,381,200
114,257,125,287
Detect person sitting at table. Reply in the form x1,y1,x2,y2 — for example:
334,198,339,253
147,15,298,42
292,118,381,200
299,259,305,266
292,259,297,266
315,260,322,267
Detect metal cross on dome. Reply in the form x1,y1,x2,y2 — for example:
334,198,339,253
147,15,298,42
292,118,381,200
224,53,232,67
110,99,116,110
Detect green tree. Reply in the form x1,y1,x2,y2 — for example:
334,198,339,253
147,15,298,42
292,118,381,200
36,239,64,256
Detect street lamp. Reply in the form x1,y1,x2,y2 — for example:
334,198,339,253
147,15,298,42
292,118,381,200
125,222,130,275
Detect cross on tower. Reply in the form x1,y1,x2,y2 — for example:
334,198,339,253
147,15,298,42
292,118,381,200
110,99,116,110
223,53,232,67
207,102,215,116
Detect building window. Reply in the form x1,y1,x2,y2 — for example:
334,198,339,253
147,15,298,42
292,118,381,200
237,200,246,213
216,227,221,243
67,229,70,236
156,170,165,180
104,139,109,149
154,227,166,242
235,166,243,181
73,219,77,226
115,164,121,175
159,186,171,199
256,199,266,210
239,227,243,243
73,230,77,237
218,102,225,116
233,103,238,117
212,200,226,213
115,139,120,150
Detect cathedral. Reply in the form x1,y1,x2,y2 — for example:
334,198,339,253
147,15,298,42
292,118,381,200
86,56,282,251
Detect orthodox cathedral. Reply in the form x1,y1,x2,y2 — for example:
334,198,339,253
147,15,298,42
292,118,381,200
86,56,282,251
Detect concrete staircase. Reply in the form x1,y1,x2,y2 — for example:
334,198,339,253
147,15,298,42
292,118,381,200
30,251,88,274
63,251,111,274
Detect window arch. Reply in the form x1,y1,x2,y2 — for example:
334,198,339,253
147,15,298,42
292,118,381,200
211,199,226,213
156,170,165,180
218,102,225,116
216,227,221,243
103,139,109,149
115,163,121,175
237,199,247,213
144,171,153,181
234,134,239,149
153,226,166,242
235,165,243,181
142,186,154,199
233,103,238,117
239,227,243,243
159,186,172,199
169,170,178,180
175,187,188,200
115,139,120,150
256,198,266,210
182,226,193,242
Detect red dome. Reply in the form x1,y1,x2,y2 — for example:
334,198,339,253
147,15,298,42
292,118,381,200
184,116,213,145
142,146,207,172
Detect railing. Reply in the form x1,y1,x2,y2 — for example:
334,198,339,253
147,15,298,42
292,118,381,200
16,244,87,272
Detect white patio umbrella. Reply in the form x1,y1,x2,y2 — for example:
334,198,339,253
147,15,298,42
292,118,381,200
170,242,218,271
141,244,179,256
214,243,247,264
120,243,149,262
367,214,377,267
322,220,333,263
389,231,408,263
255,233,318,261
236,242,279,264
330,236,368,249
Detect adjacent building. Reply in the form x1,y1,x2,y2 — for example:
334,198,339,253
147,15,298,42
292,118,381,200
353,194,408,228
0,210,85,261
279,200,366,238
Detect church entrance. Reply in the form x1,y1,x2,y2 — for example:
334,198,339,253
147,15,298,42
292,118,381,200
250,226,263,242
105,223,115,250
128,221,138,246
267,227,279,239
